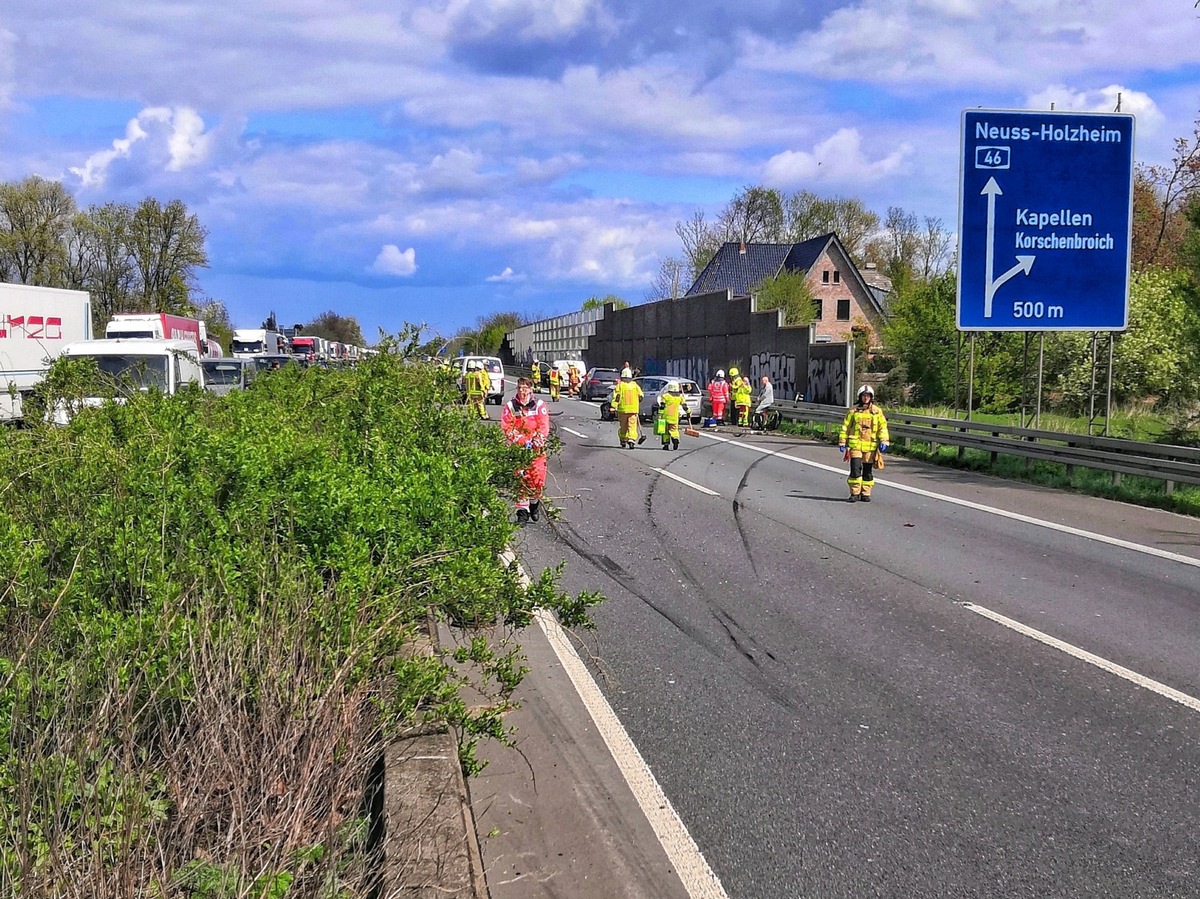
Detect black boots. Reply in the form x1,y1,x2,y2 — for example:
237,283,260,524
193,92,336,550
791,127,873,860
516,509,530,526
530,501,541,522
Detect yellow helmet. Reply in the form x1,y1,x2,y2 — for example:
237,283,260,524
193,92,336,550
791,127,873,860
729,366,739,377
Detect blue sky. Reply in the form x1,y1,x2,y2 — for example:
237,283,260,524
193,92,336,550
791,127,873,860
2,1,1198,343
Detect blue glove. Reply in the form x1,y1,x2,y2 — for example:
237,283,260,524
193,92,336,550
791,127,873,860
525,441,534,449
880,443,889,453
838,445,846,453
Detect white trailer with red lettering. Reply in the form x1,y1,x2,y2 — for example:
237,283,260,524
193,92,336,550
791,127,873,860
0,283,93,423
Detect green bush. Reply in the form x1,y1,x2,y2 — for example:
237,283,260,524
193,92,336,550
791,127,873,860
0,340,600,896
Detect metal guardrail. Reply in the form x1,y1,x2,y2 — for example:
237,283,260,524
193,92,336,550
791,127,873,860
772,399,1200,494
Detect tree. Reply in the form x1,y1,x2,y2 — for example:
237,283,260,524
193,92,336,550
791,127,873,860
128,198,208,313
781,192,880,259
880,270,959,405
647,256,689,302
862,207,952,281
582,295,628,311
675,210,722,283
0,176,77,285
303,311,367,347
1049,268,1200,412
64,203,138,333
197,299,235,355
716,186,784,244
1134,113,1200,269
752,270,817,326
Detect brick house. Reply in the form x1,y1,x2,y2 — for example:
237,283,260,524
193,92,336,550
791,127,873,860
685,233,888,345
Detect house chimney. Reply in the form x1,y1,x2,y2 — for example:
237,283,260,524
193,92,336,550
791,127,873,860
864,262,876,270
739,242,746,255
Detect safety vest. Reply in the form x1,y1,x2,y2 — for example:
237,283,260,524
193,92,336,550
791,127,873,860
838,405,890,452
613,380,643,413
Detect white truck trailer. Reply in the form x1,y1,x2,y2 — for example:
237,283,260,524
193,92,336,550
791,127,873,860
1,283,94,423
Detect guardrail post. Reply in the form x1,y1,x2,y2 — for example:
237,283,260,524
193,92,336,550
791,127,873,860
989,432,999,465
1166,479,1176,495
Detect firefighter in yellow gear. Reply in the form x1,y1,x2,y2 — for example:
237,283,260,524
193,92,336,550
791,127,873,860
730,367,752,426
465,360,489,419
611,368,645,448
656,381,689,450
548,366,561,401
837,385,890,502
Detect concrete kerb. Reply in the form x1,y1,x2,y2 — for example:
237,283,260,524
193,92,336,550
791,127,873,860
381,617,489,898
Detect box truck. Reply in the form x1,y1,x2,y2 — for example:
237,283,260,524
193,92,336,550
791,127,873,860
105,312,220,356
231,328,287,357
1,283,94,423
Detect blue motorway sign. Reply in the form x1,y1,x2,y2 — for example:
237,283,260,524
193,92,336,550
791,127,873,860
957,109,1134,331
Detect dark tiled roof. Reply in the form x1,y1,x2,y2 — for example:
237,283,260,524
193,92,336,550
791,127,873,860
685,234,835,297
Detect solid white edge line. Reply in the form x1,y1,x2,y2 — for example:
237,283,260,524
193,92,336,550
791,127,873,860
653,467,721,496
500,550,730,899
560,426,588,438
699,432,1200,569
963,603,1200,714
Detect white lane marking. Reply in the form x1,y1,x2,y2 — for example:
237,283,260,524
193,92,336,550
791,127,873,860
560,427,588,438
535,608,730,899
653,467,721,496
499,551,729,899
699,432,1200,569
964,603,1200,714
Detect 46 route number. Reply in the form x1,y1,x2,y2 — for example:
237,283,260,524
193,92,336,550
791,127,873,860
1013,301,1064,320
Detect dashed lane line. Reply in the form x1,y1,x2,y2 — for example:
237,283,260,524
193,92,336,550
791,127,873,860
652,467,721,496
964,603,1200,714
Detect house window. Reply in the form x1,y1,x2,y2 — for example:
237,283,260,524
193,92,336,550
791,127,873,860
813,299,823,320
833,271,841,283
822,270,830,283
836,299,851,321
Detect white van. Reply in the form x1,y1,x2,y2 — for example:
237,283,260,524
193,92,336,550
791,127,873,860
450,355,505,404
49,338,205,424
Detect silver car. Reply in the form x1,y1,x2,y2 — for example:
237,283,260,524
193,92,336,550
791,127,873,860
635,376,703,424
202,358,251,395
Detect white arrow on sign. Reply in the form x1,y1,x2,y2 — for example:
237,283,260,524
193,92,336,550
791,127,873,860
981,176,1035,317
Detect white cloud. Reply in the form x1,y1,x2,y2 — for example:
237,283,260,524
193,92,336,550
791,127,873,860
744,2,1200,90
486,266,524,282
370,245,418,276
68,106,213,187
762,128,912,187
414,0,611,43
0,28,15,111
1025,84,1165,135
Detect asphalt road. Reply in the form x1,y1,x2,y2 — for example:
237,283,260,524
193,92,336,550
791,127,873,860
474,391,1200,899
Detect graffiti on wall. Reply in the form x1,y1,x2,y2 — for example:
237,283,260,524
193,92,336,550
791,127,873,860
663,356,709,385
807,354,849,406
748,352,798,400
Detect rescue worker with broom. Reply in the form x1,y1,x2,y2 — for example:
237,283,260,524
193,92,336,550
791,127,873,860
611,367,645,449
838,384,890,502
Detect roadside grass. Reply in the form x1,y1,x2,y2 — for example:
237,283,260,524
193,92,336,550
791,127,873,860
781,417,1200,518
